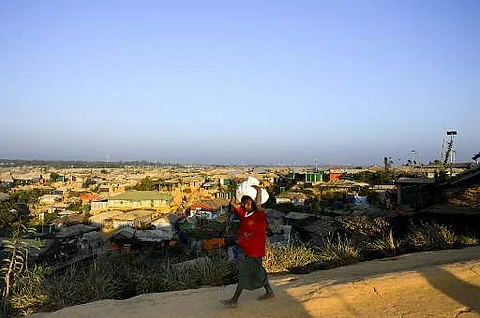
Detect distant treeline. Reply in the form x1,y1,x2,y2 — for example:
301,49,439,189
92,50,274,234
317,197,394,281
0,159,247,169
0,159,184,168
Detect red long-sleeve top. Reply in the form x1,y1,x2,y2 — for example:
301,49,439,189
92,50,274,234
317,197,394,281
233,206,267,257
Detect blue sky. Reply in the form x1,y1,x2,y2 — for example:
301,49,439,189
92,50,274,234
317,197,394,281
0,0,478,166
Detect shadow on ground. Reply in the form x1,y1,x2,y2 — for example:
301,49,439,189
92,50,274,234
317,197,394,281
421,266,480,314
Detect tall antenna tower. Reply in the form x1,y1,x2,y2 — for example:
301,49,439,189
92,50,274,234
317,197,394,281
444,131,457,165
444,130,457,176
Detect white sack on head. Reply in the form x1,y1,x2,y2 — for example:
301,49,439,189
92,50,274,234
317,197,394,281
235,177,269,204
245,176,260,186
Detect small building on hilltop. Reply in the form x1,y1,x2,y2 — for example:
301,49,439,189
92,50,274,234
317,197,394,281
91,191,173,213
108,191,172,210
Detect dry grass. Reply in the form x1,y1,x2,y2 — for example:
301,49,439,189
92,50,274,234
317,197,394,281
405,222,456,251
42,261,121,311
319,234,360,267
264,242,321,274
456,235,479,247
365,228,398,257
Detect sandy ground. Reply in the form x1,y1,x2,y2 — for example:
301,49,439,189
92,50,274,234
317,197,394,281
33,246,480,318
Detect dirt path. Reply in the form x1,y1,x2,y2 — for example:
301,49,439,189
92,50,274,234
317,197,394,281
33,246,480,318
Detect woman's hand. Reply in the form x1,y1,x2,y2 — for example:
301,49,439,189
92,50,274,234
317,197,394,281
230,193,240,209
252,185,262,207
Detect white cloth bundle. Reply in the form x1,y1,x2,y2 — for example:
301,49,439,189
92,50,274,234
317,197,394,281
235,176,269,204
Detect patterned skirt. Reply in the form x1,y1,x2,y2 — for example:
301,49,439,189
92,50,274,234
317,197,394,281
238,254,267,291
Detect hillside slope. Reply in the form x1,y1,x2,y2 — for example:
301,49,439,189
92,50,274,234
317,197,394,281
33,246,480,318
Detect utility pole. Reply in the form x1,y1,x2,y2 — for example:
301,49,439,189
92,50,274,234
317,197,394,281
446,130,457,176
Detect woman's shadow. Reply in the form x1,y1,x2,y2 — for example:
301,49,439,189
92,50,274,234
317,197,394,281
421,266,480,314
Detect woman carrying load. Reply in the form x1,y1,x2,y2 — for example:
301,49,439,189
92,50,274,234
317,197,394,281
221,182,274,308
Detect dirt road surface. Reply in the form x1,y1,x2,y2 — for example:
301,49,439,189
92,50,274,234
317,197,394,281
33,246,480,318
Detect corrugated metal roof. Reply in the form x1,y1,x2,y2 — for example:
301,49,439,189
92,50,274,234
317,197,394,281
56,224,97,238
113,209,152,220
89,210,125,223
108,191,172,201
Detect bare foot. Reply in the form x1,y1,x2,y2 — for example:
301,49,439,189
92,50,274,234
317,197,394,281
220,299,238,308
257,292,275,301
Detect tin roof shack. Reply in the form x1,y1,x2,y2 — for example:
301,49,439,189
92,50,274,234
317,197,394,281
178,211,227,254
53,213,85,227
265,208,291,245
56,224,98,239
395,178,436,211
151,214,180,240
285,212,316,226
283,212,317,244
275,192,309,206
302,216,339,247
135,228,177,242
265,208,286,235
89,210,125,230
108,217,179,254
80,231,104,252
111,210,153,230
35,224,99,266
267,225,292,245
265,209,292,244
153,213,180,230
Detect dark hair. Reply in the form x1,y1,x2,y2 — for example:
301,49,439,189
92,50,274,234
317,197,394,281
241,195,257,211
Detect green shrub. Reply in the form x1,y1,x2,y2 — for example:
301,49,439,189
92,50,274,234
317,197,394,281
404,222,455,251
